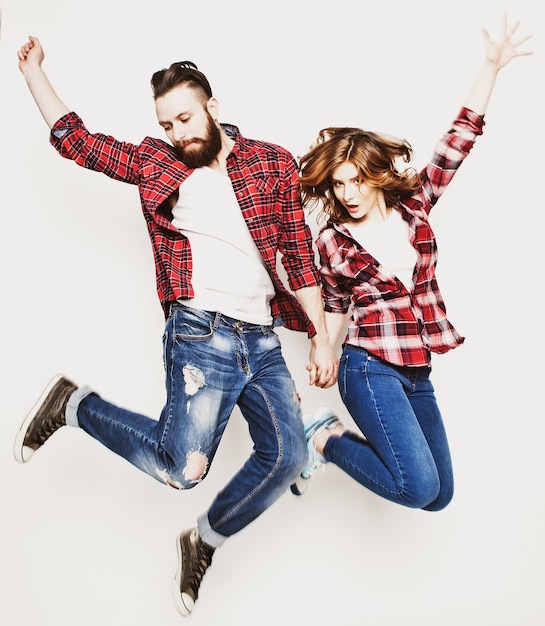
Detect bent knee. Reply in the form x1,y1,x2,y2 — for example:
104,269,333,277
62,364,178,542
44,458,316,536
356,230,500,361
400,475,442,510
422,484,454,512
157,449,210,490
268,436,307,483
286,434,308,477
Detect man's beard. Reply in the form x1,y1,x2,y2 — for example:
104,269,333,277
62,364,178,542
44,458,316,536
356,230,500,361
174,113,222,169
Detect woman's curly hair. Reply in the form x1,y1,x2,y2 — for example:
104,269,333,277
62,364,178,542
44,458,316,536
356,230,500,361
299,127,421,223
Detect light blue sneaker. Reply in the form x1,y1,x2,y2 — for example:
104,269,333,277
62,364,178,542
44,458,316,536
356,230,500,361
290,407,340,496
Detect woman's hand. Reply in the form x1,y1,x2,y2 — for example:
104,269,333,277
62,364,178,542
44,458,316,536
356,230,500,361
482,13,532,71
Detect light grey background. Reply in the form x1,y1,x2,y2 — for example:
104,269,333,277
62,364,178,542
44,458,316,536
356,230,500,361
1,0,543,624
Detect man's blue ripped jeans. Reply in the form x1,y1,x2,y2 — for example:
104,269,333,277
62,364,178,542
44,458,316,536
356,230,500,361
65,303,306,547
326,344,454,512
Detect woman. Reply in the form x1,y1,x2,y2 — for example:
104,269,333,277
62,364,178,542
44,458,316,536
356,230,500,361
291,15,531,510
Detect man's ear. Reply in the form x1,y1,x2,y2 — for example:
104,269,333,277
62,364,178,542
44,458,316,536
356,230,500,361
207,97,219,121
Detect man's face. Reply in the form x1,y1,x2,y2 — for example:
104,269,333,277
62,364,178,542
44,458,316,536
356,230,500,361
155,84,222,168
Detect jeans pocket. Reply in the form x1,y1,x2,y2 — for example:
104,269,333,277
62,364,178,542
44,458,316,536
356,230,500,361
174,321,214,341
173,307,215,341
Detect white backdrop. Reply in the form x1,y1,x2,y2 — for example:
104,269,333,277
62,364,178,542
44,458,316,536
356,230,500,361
1,1,544,624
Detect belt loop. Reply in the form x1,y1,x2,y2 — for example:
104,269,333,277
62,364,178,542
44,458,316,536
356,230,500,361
213,311,222,330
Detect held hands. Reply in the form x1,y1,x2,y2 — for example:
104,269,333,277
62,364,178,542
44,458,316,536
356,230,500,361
482,13,532,71
306,340,339,389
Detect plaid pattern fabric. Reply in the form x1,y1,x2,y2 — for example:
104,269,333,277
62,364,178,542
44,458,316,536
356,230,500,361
50,114,319,334
317,107,485,366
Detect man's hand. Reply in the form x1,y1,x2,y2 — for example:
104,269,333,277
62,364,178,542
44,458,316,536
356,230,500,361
17,36,45,75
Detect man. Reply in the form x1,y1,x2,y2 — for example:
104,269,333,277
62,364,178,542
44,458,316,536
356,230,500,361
14,36,338,617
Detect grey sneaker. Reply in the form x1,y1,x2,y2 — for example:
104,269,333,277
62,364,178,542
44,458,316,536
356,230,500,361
14,374,78,463
172,527,215,617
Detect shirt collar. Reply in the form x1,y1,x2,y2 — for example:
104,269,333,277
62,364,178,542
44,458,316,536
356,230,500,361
221,122,242,159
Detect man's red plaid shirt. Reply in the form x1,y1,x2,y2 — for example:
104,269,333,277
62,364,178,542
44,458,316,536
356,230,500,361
50,113,319,335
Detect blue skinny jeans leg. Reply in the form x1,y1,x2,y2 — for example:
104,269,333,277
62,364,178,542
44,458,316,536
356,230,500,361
328,345,453,510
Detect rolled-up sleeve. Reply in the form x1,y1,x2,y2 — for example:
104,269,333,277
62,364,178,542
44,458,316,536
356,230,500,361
278,157,321,291
50,112,141,185
419,107,485,213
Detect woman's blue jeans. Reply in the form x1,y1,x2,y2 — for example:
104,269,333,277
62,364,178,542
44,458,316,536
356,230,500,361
65,303,307,546
328,344,454,511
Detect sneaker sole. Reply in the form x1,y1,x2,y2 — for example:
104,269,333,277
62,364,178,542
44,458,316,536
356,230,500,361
290,476,309,496
13,373,64,464
172,532,194,617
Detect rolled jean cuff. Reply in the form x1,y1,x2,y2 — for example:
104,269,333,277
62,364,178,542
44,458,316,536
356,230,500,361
197,512,227,549
66,385,95,428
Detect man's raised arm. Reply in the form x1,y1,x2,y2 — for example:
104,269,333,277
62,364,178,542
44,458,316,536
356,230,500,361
18,36,70,129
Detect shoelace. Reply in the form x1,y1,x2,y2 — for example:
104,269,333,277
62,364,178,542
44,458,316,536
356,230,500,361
26,414,65,448
187,540,214,596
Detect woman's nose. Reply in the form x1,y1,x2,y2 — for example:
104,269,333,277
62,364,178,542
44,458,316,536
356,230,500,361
343,184,356,202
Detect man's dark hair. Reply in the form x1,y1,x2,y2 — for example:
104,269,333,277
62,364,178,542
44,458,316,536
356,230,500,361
151,61,213,102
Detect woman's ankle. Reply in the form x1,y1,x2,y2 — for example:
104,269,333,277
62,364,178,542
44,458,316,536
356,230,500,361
313,423,344,456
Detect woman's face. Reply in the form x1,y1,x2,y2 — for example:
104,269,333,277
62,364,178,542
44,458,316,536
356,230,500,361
330,161,381,222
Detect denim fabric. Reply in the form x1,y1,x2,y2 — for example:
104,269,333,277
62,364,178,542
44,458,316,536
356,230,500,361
330,344,454,511
69,303,306,545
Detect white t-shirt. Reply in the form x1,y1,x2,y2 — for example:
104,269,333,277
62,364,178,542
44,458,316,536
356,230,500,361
171,167,275,325
347,209,417,292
